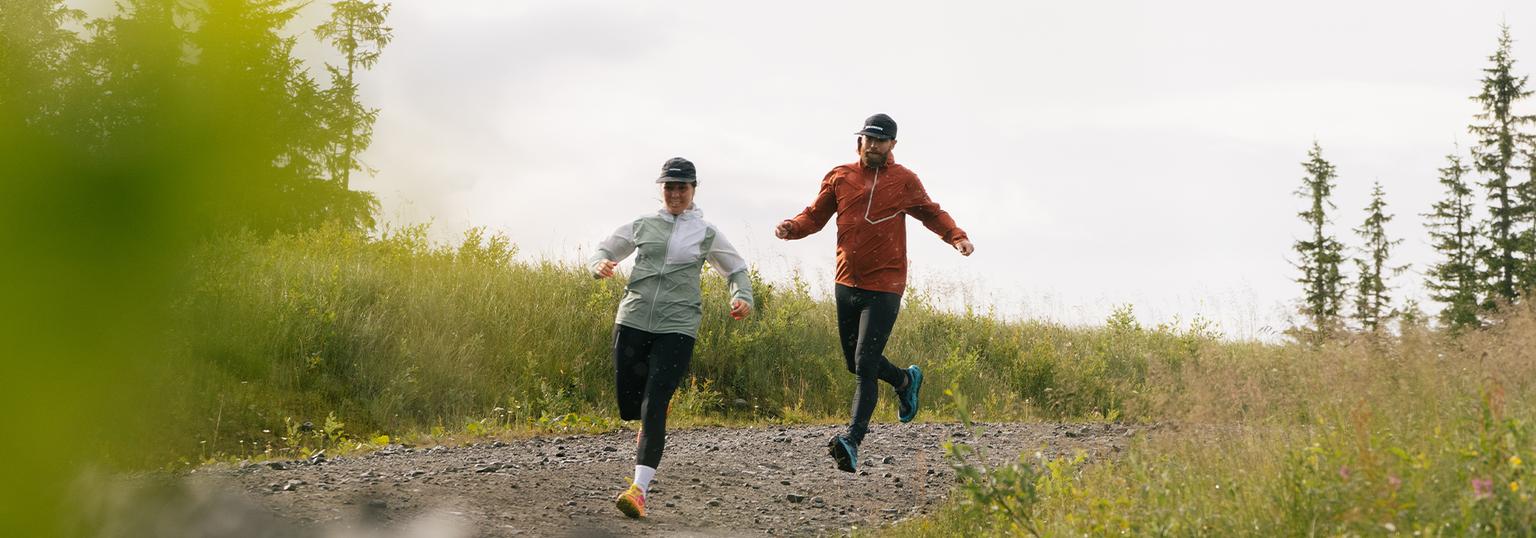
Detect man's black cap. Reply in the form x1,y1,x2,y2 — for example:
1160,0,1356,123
854,113,897,140
656,157,697,183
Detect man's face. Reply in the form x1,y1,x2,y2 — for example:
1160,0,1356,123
661,181,695,215
857,135,897,167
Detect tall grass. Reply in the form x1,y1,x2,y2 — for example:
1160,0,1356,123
149,222,1536,534
157,224,1224,464
892,301,1536,536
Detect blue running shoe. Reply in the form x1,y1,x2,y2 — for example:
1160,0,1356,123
827,435,858,473
896,365,923,423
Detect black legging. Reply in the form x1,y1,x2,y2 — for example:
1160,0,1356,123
835,284,908,445
612,324,695,468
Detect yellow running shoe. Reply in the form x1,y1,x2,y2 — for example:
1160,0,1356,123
615,484,647,519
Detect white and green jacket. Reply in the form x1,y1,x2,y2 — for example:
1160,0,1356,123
589,205,754,338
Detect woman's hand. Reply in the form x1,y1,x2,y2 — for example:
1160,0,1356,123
730,299,753,320
595,259,618,279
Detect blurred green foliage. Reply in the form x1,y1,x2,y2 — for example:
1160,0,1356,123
0,0,386,534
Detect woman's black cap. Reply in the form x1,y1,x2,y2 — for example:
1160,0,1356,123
656,157,697,183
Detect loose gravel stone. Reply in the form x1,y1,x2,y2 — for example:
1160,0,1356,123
119,422,1130,537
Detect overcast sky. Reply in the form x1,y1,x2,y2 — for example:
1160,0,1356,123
83,0,1536,340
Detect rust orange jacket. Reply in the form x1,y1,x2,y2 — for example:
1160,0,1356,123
781,155,968,294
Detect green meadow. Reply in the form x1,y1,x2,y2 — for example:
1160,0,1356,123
159,223,1215,462
160,224,1536,535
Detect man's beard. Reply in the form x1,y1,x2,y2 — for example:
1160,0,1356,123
861,152,887,168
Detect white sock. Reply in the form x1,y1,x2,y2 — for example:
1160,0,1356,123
633,465,656,494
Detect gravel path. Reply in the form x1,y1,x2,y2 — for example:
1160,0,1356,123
102,422,1135,537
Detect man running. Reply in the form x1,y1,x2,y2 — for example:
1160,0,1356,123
774,113,974,472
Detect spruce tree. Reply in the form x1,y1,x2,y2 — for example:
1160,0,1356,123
314,1,392,191
1351,181,1405,336
1468,25,1536,305
1292,142,1348,344
190,0,376,233
72,0,186,147
1523,144,1536,287
0,0,85,129
1424,151,1484,331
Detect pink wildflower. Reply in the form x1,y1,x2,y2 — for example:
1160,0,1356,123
1472,478,1493,500
1387,475,1401,489
1338,465,1350,480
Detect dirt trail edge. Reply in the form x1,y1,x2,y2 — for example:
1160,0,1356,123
131,422,1134,537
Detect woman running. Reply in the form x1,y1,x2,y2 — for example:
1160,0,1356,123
589,157,754,519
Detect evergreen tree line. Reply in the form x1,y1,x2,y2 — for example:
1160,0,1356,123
1293,25,1536,343
0,0,392,234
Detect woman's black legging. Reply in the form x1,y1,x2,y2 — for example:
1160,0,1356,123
612,324,695,468
835,284,907,445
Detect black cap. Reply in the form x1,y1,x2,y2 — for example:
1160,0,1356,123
854,113,897,140
656,157,697,183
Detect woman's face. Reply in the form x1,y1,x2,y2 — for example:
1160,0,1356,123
661,181,695,215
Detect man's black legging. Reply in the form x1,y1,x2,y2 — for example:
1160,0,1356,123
612,324,695,468
836,284,908,446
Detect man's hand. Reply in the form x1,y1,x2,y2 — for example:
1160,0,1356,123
595,259,618,279
730,299,753,320
774,221,794,240
953,239,975,256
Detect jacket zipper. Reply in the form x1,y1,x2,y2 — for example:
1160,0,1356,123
650,214,676,328
864,166,900,224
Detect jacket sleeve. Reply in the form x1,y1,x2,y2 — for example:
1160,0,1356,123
781,169,840,239
904,175,968,245
705,227,754,307
588,221,637,275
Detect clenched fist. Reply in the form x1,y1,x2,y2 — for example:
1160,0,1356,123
774,221,794,240
594,259,618,278
953,239,975,256
729,299,753,320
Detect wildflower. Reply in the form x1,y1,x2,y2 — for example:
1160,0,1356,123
1472,478,1493,500
1339,465,1351,480
1511,455,1523,468
1511,481,1520,493
1387,475,1402,489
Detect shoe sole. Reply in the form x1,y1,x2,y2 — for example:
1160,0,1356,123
616,495,645,519
828,438,857,473
899,366,923,423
